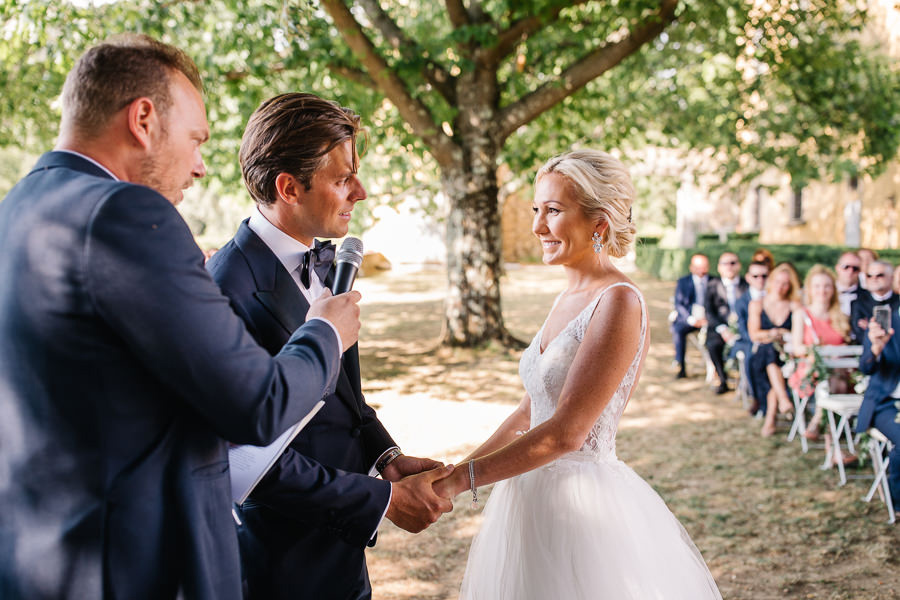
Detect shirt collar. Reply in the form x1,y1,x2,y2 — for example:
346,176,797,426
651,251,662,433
871,290,894,303
721,276,738,286
248,206,311,274
837,283,858,294
56,149,119,181
750,288,765,300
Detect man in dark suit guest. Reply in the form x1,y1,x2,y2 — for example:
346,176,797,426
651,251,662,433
0,36,362,600
207,93,452,600
733,260,769,411
671,253,709,378
705,251,749,394
850,260,899,343
834,251,861,316
856,310,900,515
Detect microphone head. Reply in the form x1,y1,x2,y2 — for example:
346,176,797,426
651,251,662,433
336,237,364,268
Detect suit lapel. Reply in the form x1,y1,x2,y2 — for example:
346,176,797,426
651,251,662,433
233,221,310,334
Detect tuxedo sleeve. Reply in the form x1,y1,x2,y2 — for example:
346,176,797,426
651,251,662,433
859,330,882,375
85,185,341,445
251,447,391,547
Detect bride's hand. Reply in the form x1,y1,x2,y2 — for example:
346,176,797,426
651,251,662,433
432,465,467,499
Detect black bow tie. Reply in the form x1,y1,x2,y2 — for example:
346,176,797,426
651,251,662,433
298,240,336,288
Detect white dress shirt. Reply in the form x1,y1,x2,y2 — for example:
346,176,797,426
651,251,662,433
247,207,341,353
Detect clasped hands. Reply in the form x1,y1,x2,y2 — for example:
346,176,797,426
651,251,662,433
382,454,468,533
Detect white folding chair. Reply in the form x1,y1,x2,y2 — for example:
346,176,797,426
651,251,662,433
786,345,863,454
864,428,896,524
815,385,863,486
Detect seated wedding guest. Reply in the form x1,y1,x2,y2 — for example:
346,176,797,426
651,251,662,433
834,250,861,316
749,263,802,436
733,260,769,411
751,247,775,272
849,260,898,343
789,265,851,440
858,247,878,289
705,251,748,393
671,253,709,379
855,306,900,518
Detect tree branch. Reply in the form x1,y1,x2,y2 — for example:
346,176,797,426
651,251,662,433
357,0,457,104
320,0,458,167
445,0,469,28
328,63,376,88
483,0,591,67
497,0,679,142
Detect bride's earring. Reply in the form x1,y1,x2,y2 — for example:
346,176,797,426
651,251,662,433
591,231,603,254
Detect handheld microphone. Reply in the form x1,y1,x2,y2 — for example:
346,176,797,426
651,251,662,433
332,237,364,294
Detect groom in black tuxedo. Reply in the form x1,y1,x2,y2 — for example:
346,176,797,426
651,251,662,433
207,93,452,600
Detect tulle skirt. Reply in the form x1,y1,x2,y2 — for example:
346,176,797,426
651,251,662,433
459,454,722,600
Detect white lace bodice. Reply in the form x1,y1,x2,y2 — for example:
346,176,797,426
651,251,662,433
519,282,646,460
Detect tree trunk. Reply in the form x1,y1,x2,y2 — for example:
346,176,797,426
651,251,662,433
439,121,524,346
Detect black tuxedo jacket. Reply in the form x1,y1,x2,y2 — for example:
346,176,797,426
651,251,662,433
0,153,342,600
207,220,393,600
849,289,900,343
705,277,749,331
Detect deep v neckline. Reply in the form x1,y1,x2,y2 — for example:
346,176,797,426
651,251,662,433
538,294,602,355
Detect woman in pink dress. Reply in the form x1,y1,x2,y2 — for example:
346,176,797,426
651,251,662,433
788,265,851,438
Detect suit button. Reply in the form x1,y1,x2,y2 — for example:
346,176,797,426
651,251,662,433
350,427,361,438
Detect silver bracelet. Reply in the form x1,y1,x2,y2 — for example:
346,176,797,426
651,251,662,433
468,460,478,509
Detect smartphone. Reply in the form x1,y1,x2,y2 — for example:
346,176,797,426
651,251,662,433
873,305,891,332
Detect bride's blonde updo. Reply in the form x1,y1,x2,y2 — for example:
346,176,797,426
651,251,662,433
536,149,637,259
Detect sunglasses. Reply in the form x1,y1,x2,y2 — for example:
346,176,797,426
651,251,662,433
867,272,887,279
748,273,768,279
719,260,739,266
839,264,861,272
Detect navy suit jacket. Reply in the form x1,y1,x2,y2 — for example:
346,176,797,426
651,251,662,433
207,220,393,600
0,153,342,600
849,289,900,344
857,306,900,433
672,274,700,331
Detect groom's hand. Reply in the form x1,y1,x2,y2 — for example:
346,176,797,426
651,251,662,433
381,454,443,482
385,465,454,533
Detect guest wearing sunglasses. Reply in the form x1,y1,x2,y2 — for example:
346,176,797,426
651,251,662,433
733,260,770,412
705,252,748,394
834,251,861,316
850,260,899,343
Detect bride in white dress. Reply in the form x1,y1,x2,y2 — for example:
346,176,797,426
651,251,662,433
434,149,721,599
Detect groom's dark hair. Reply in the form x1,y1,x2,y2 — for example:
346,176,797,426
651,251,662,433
240,93,366,206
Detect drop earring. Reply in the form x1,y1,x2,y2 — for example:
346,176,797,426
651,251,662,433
591,231,603,254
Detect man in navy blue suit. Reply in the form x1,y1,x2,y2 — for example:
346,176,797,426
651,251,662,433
733,260,769,413
0,36,362,599
856,308,900,515
207,93,452,600
671,253,709,378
